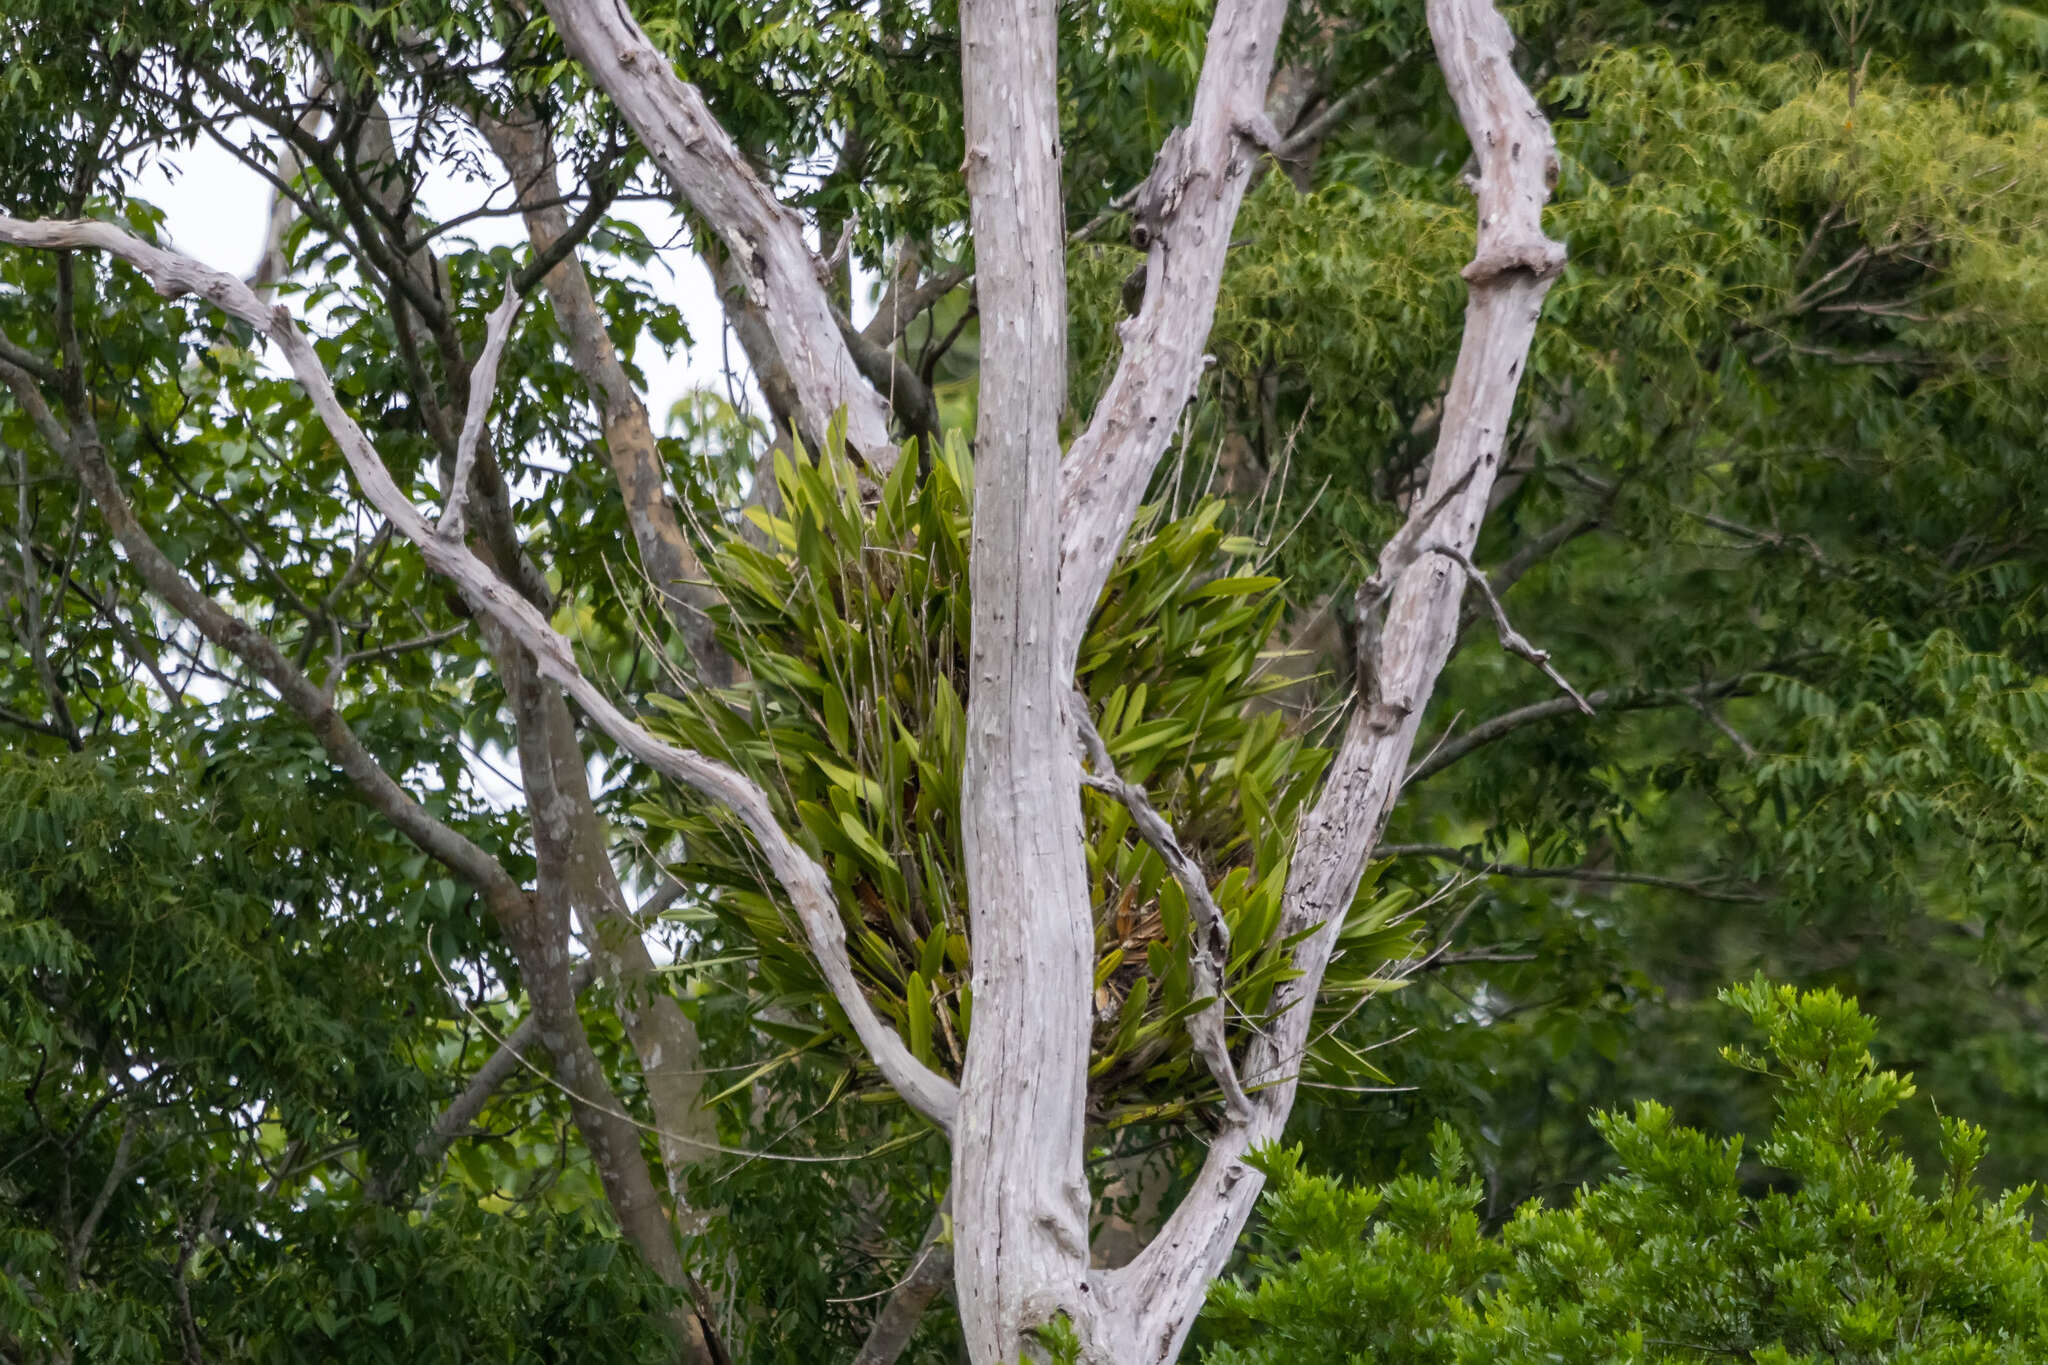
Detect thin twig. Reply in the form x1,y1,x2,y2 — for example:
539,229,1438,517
1069,691,1253,1123
437,281,523,539
1425,540,1593,714
1379,844,1767,903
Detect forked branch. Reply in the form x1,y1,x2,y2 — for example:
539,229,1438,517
1424,540,1593,714
0,212,960,1134
1053,0,1295,672
1090,4,1568,1358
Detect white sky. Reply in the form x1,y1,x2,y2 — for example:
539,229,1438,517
126,132,733,425
124,135,742,841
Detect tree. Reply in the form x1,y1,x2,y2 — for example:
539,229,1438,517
0,0,1565,1358
1194,0,2048,1217
11,1,2044,1363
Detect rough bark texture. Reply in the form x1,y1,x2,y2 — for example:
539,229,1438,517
539,0,897,469
1079,6,1565,1359
953,0,1097,1354
478,111,734,686
1052,0,1291,671
538,693,720,1213
0,0,1566,1355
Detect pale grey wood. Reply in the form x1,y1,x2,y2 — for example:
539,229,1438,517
1052,0,1292,673
951,0,1099,1354
0,214,960,1137
0,0,1567,1352
1080,5,1567,1359
539,0,898,469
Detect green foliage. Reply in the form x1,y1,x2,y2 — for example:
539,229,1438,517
0,746,681,1361
638,437,1411,1125
1203,981,2048,1364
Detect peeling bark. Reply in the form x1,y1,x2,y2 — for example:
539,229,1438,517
953,0,1096,1352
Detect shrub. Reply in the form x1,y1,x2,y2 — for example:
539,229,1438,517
1202,978,2048,1364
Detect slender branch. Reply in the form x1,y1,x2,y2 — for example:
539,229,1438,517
1425,541,1593,714
1274,55,1408,159
0,212,959,1135
1482,503,1607,603
851,1194,954,1365
1687,691,1760,762
1379,844,1767,903
1071,694,1251,1123
1408,674,1756,783
10,432,79,748
66,1111,137,1289
368,959,600,1204
861,263,971,348
0,701,73,740
1097,7,1569,1358
0,333,58,384
336,624,469,670
437,281,522,540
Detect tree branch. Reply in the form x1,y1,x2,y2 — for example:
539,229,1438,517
539,0,898,469
852,1194,955,1365
436,281,522,540
0,212,959,1135
1095,7,1568,1358
1053,0,1295,675
1425,540,1592,714
1378,844,1767,903
369,957,602,1204
1408,674,1757,783
861,263,971,349
474,108,734,686
1071,694,1251,1123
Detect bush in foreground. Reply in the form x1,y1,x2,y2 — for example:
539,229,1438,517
1203,979,2048,1364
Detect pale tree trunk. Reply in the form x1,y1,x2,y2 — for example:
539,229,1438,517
1077,6,1566,1359
537,0,899,470
952,0,1098,1355
0,0,1563,1358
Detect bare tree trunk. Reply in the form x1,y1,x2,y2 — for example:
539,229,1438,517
1080,6,1565,1359
539,0,899,469
0,2,1565,1358
952,0,1096,1354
